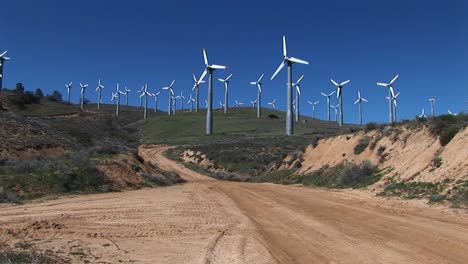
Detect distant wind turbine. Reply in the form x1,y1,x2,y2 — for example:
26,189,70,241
429,98,436,117
307,100,319,119
187,94,195,112
192,73,206,113
124,87,131,106
151,91,160,113
178,91,185,111
162,80,175,116
292,75,304,122
199,49,226,135
330,79,350,126
268,99,277,109
65,82,73,105
140,84,151,119
95,79,104,111
271,36,309,136
138,86,145,109
250,99,257,108
235,100,243,107
114,83,125,117
250,74,264,118
79,83,88,110
321,91,336,122
418,108,428,118
354,91,368,125
447,110,458,116
331,104,340,122
377,74,399,123
0,50,11,90
218,73,233,114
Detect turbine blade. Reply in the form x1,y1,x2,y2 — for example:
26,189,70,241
250,82,257,85
390,74,399,85
330,79,339,86
362,98,368,102
226,73,233,81
354,99,359,104
377,82,388,87
288,57,309,65
283,35,287,57
257,73,264,83
203,49,208,65
218,78,225,82
307,101,312,104
192,74,197,82
210,64,226,69
321,92,327,97
296,85,301,95
340,80,350,86
271,61,285,80
296,75,304,84
200,69,208,83
329,91,336,96
170,80,175,87
257,84,262,93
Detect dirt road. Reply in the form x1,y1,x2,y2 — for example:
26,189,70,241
1,146,467,263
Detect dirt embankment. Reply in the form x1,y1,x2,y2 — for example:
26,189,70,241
286,126,467,194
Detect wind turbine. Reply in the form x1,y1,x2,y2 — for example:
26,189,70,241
429,98,436,117
151,91,160,113
172,95,177,115
199,49,226,135
320,91,336,121
178,91,185,111
330,79,351,126
95,79,104,111
219,100,225,109
235,100,243,108
138,86,145,109
418,108,428,118
140,84,151,119
389,92,400,122
377,74,399,123
354,91,368,125
0,50,11,90
292,75,304,122
250,99,257,108
192,73,206,113
124,87,131,106
250,74,264,118
331,104,340,122
162,80,175,116
114,83,125,117
218,73,233,114
65,82,73,105
448,110,458,116
307,100,319,118
271,36,309,135
268,99,277,109
188,94,195,112
111,92,117,106
79,83,88,110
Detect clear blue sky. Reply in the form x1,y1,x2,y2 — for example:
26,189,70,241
2,0,467,123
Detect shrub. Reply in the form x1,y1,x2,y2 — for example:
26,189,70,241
364,122,378,132
354,136,371,154
432,157,442,168
429,194,446,203
336,160,378,188
35,88,44,98
377,145,386,156
268,114,278,119
46,90,63,102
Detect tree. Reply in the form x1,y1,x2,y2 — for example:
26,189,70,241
15,83,24,94
48,90,63,102
35,88,44,98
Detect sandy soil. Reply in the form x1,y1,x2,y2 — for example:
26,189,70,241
1,145,467,263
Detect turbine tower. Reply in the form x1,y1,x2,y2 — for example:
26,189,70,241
250,74,264,118
330,79,351,126
65,82,73,105
354,91,368,125
218,73,233,114
79,83,88,110
115,84,125,117
162,80,175,116
377,74,399,123
95,79,104,111
178,91,185,111
192,73,205,113
321,91,336,121
199,49,226,135
429,98,436,117
307,100,319,118
268,99,277,109
271,36,309,136
0,50,11,90
418,108,428,118
292,75,304,122
124,87,131,106
386,92,400,122
140,84,151,119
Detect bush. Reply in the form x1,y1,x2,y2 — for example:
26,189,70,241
354,136,371,155
35,88,44,98
429,194,446,203
336,160,378,188
364,122,378,132
377,145,386,156
432,157,442,168
268,114,278,119
46,90,63,102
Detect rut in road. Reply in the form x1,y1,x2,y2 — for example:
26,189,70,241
141,145,468,264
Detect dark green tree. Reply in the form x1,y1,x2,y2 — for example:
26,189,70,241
49,90,63,102
35,88,44,98
15,83,24,94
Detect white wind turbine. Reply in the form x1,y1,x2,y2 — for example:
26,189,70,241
235,100,243,108
187,94,195,112
140,84,151,119
153,91,161,112
250,74,264,118
268,99,277,109
271,36,309,135
111,92,117,106
79,83,88,110
192,73,206,113
386,92,400,122
0,50,11,89
331,104,340,122
114,83,125,117
162,80,175,116
219,100,225,109
138,86,145,109
250,99,257,108
377,74,399,123
124,87,131,106
320,91,336,121
330,79,351,126
307,100,319,118
95,79,104,111
429,98,436,117
65,82,73,105
354,91,368,125
199,49,226,135
178,91,185,111
218,73,233,114
292,75,304,122
418,108,428,118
